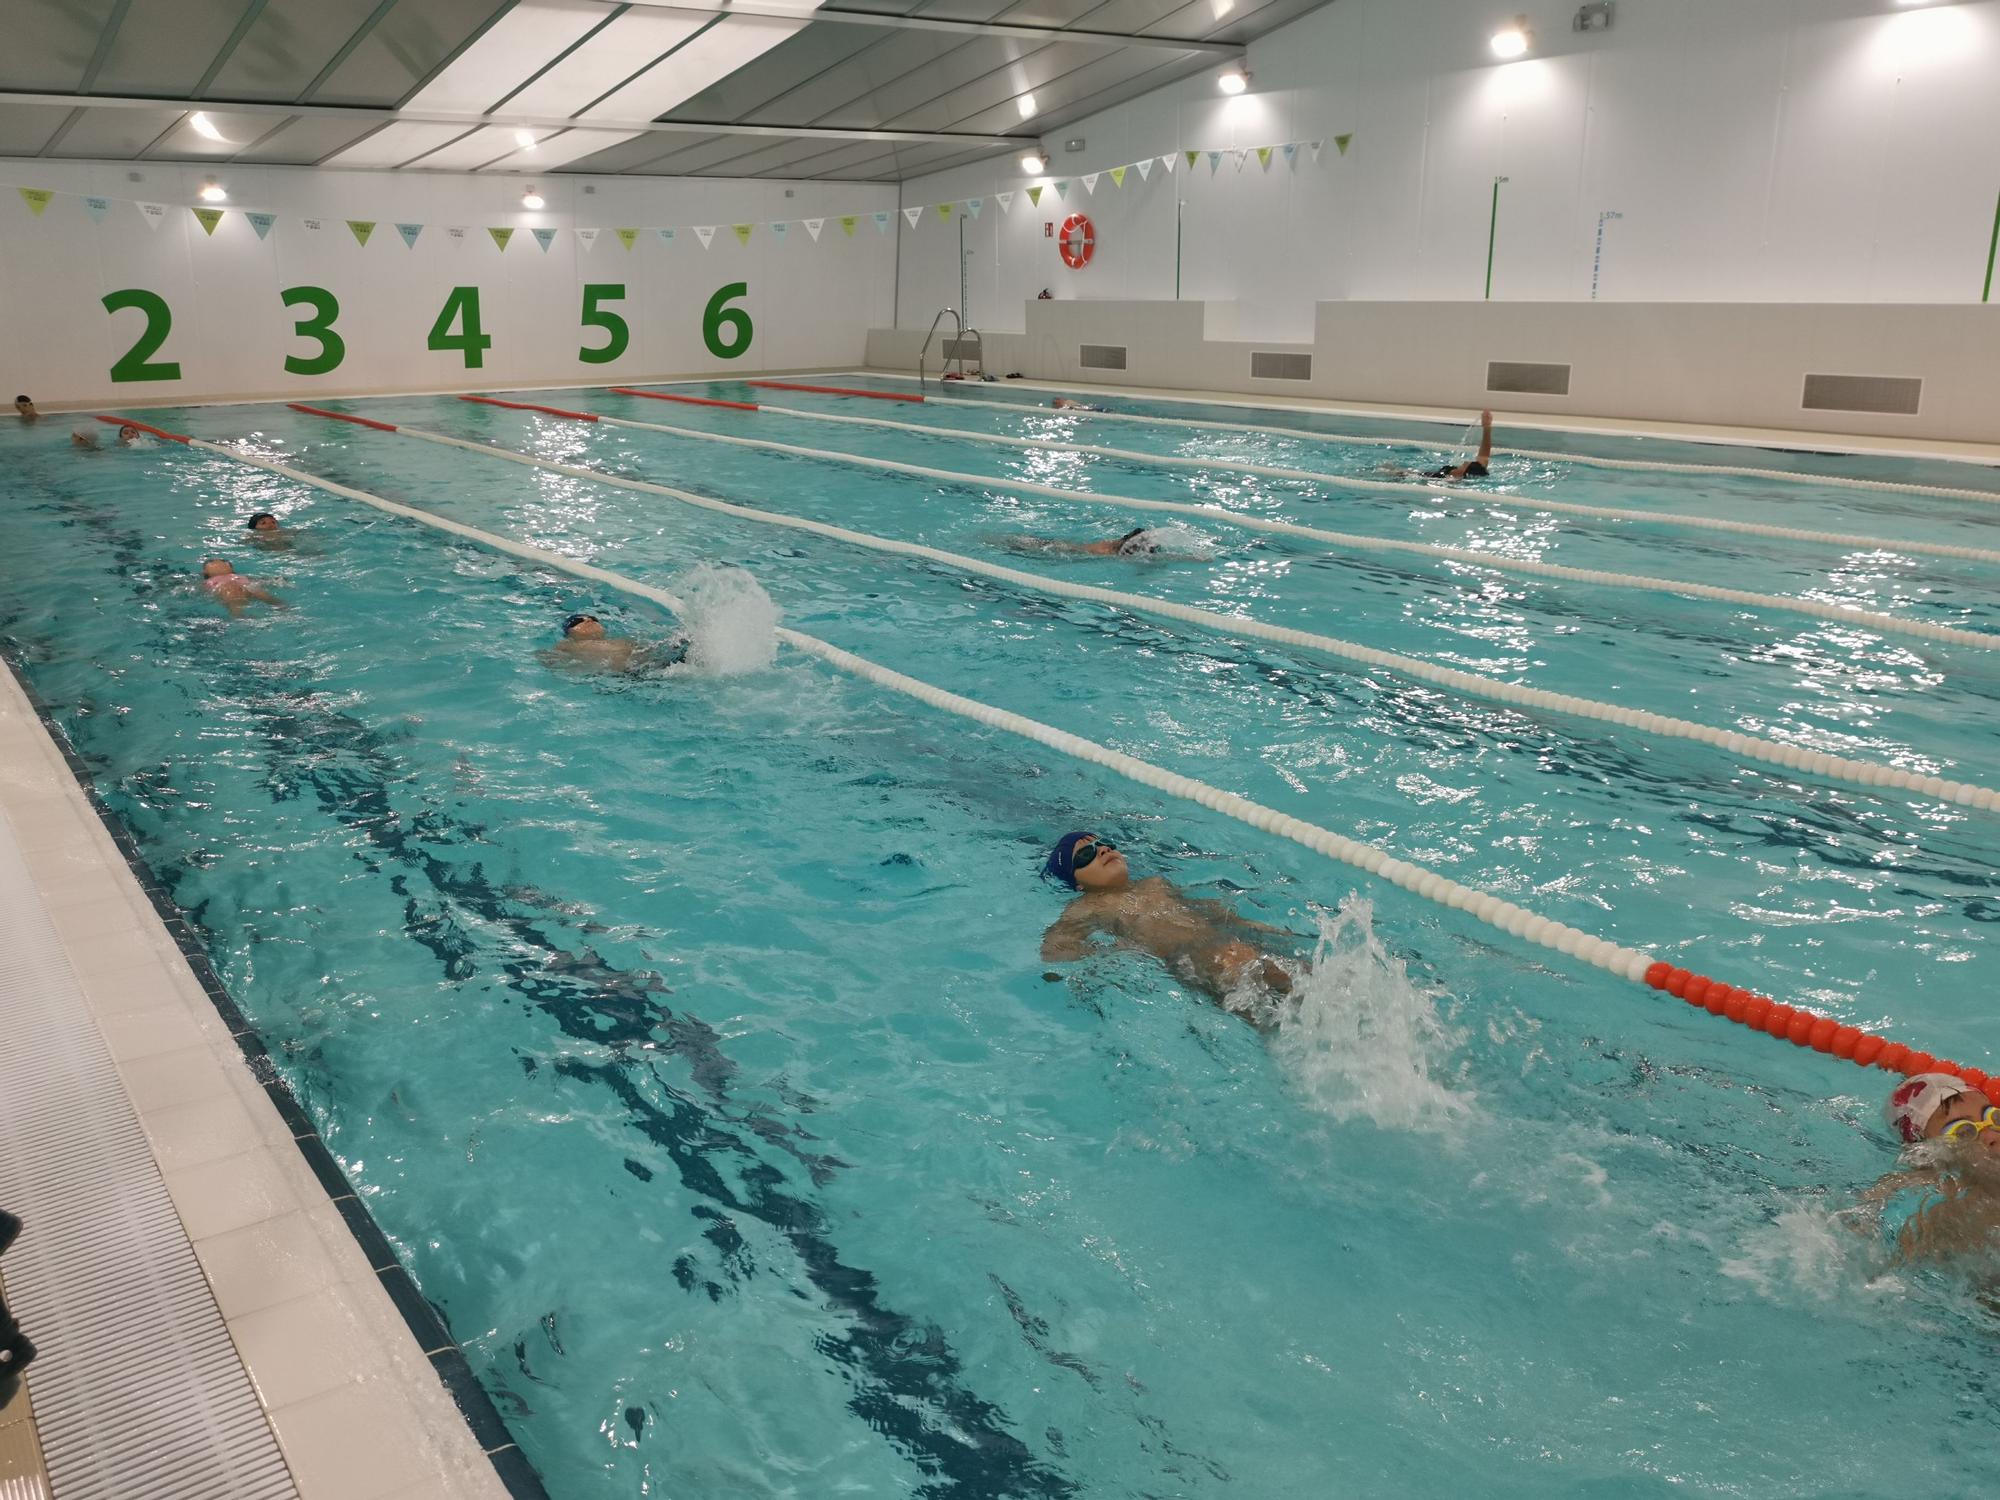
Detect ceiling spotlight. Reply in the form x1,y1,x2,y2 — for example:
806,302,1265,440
521,188,545,210
188,111,225,142
1490,16,1531,57
1217,66,1250,94
1020,152,1048,174
1017,92,1038,120
198,179,227,202
515,128,538,148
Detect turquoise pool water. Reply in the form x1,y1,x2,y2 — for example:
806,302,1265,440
5,385,2000,1497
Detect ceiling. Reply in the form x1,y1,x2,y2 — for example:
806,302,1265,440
0,0,1332,183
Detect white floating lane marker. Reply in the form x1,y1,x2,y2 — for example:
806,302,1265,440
580,403,2000,646
282,415,1997,813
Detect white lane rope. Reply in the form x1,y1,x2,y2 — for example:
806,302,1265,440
578,404,2000,648
617,389,2000,563
302,421,1996,811
181,432,1672,992
850,373,2000,505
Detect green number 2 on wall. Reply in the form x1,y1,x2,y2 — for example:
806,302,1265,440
102,288,182,383
280,286,346,376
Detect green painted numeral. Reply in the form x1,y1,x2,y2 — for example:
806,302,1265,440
102,288,182,383
281,285,346,376
702,282,753,360
427,286,492,369
578,283,630,365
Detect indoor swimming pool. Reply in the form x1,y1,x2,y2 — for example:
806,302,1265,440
5,383,2000,1497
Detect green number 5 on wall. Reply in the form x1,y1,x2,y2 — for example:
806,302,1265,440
579,284,630,364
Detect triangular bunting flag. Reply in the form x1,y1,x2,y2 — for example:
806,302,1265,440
445,226,468,248
1162,154,1176,173
770,220,787,239
902,206,921,228
395,221,422,248
247,211,277,240
84,196,110,224
840,216,858,236
616,227,639,250
1134,160,1150,182
1334,132,1353,156
531,226,556,252
935,203,952,223
17,188,53,218
301,216,324,231
1310,140,1324,162
488,226,513,251
1208,151,1222,175
1109,166,1126,188
965,198,982,218
731,223,752,245
995,191,1014,213
347,219,375,246
1053,180,1069,200
1232,149,1248,172
1026,185,1043,207
1256,146,1273,170
871,211,890,233
1282,143,1298,169
657,228,675,245
803,217,824,241
576,227,599,251
1080,173,1098,194
136,201,168,230
1185,150,1200,170
694,225,716,249
192,206,224,236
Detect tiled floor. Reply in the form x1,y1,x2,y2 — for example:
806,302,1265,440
0,662,516,1500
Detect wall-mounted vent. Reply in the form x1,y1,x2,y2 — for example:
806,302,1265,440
1250,351,1313,381
1079,343,1127,370
942,336,980,362
1486,360,1571,396
1801,373,1921,416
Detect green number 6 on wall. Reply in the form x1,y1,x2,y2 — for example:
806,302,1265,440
702,283,753,360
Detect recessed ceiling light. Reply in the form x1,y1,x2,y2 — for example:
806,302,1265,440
189,111,225,142
1017,92,1038,120
1020,152,1048,174
521,188,545,210
1217,66,1250,94
198,179,227,202
515,128,538,148
1491,16,1531,57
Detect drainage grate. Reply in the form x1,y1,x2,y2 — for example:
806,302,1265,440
1801,372,1922,416
1079,343,1127,371
1486,360,1572,396
0,821,299,1500
1250,351,1313,381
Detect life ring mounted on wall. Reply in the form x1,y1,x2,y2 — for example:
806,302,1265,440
1058,212,1096,270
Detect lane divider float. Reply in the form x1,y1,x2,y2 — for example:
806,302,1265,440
608,386,759,412
93,414,188,444
286,403,398,432
310,406,2000,811
152,408,1990,1089
564,398,2000,648
745,380,924,403
608,385,2000,568
458,394,599,421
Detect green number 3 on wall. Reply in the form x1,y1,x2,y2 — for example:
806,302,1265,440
281,286,346,376
102,288,182,383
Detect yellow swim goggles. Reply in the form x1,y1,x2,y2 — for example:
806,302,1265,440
1942,1105,2000,1142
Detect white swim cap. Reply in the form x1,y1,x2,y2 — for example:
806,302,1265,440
1886,1072,1973,1144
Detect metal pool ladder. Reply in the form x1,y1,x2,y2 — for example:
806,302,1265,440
919,308,982,389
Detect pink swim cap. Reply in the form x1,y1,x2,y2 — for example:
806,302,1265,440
1885,1072,1972,1144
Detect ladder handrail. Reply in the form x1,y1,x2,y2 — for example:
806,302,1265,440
959,326,984,378
918,307,963,391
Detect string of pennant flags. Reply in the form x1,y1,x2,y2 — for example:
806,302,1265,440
6,134,1352,247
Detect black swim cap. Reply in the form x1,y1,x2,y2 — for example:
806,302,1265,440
246,512,276,529
561,613,597,635
13,395,28,404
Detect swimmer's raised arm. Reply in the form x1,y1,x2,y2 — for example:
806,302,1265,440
1040,908,1103,962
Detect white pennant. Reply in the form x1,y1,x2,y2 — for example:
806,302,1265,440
803,217,824,241
1161,154,1176,174
1232,148,1248,172
902,206,922,228
694,225,716,249
576,226,600,250
995,190,1014,213
1080,173,1098,194
1310,139,1324,163
301,215,324,231
135,201,168,230
1134,159,1151,182
445,225,469,249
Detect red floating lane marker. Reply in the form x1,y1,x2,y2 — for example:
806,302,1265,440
93,414,188,444
287,403,398,431
746,380,925,404
458,394,598,422
609,386,759,412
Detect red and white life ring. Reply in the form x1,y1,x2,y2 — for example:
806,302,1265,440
1058,212,1095,269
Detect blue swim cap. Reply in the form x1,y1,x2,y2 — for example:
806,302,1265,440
1042,831,1095,888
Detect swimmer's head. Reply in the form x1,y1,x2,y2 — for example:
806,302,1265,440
71,425,98,448
117,424,142,445
14,395,33,411
1887,1073,1998,1149
246,512,279,531
1043,831,1127,891
561,612,605,640
201,558,235,579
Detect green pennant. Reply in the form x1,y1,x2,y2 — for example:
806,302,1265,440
935,202,953,223
17,188,54,218
1185,150,1200,169
840,215,857,236
192,206,224,236
1256,146,1273,169
1108,165,1126,188
616,227,638,250
732,223,752,245
346,219,375,246
1026,185,1043,207
488,226,513,251
1335,132,1353,156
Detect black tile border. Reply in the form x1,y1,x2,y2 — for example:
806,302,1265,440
0,651,552,1500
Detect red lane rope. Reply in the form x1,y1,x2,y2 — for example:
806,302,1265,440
458,394,598,422
286,403,397,431
609,386,759,412
93,414,188,444
1644,961,1992,1090
746,380,924,404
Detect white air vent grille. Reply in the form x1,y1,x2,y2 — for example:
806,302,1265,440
942,336,981,361
1250,351,1313,381
1079,343,1127,370
1801,373,1921,416
1487,360,1571,396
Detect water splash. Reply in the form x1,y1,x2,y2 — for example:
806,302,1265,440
673,563,779,677
1133,520,1221,558
1718,1200,1882,1301
1269,895,1472,1130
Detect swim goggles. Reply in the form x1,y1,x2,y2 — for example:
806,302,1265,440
1942,1105,2000,1142
561,613,598,634
1071,838,1112,871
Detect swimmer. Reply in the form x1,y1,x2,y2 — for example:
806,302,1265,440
1859,1073,2000,1266
71,425,98,450
1049,397,1104,413
117,424,143,447
245,512,294,550
1003,526,1172,560
13,395,38,424
1384,409,1493,482
199,558,284,617
1039,831,1298,1019
541,612,689,675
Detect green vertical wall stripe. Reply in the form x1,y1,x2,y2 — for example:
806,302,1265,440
1484,180,1502,300
1983,189,2000,304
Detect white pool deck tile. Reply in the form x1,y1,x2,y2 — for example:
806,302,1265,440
0,660,515,1500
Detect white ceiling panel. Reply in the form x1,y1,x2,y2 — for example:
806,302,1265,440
144,110,281,159
502,9,713,116
475,128,647,171
231,115,386,164
405,125,535,170
405,0,615,115
324,120,481,168
45,107,189,159
582,15,808,123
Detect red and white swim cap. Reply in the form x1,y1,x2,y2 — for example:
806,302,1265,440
1885,1072,1973,1144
